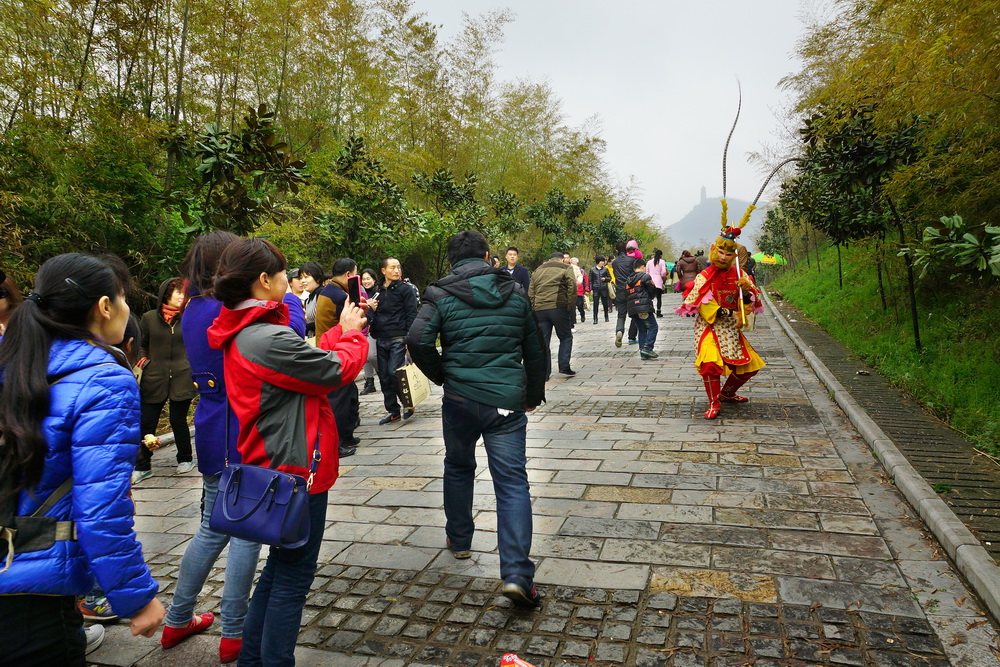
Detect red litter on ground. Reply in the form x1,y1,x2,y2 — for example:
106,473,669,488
500,655,537,667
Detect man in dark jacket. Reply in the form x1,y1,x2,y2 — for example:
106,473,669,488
315,258,362,457
625,258,659,360
589,256,611,324
503,246,531,293
611,243,637,347
369,257,419,424
407,230,546,607
528,251,577,378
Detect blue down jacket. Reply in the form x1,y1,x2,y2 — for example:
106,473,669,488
0,339,158,618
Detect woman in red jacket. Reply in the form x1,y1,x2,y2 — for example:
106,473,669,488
207,239,368,667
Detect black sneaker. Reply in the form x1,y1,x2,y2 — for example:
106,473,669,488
402,409,414,420
338,444,357,458
378,413,400,425
503,575,542,607
558,368,577,376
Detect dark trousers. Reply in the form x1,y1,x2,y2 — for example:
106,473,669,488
655,287,664,314
535,308,573,378
137,398,193,471
593,289,610,321
0,594,86,666
576,295,587,322
615,296,638,339
376,337,407,415
328,382,359,445
239,492,328,667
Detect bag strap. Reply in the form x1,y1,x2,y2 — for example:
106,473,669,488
224,399,321,491
29,477,74,518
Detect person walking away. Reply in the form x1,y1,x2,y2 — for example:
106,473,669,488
503,247,531,293
611,242,638,347
207,239,368,667
588,256,611,323
646,249,668,317
0,253,165,665
368,257,419,424
626,258,659,360
134,277,197,483
314,258,363,458
528,251,577,378
358,269,381,396
676,250,701,296
571,257,589,323
298,261,325,337
407,230,546,607
159,231,262,663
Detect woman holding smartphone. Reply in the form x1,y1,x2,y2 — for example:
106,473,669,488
207,239,367,666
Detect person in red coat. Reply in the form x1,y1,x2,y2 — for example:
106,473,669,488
207,238,368,666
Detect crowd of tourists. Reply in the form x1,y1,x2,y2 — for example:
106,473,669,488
0,226,762,666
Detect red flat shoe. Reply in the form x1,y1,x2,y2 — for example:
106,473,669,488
160,613,215,649
704,402,721,419
220,637,242,663
720,392,749,403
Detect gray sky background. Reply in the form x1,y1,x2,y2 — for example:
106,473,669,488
417,0,810,232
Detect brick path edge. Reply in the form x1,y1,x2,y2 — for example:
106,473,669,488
762,290,1000,624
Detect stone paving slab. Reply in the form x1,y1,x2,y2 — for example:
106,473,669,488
89,291,1000,666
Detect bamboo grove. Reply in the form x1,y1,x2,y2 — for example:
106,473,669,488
0,0,669,295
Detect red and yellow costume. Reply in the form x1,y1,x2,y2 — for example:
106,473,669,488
676,223,765,418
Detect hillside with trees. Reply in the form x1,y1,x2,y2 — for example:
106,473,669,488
0,0,670,301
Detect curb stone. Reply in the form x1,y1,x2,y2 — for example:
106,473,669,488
762,290,1000,624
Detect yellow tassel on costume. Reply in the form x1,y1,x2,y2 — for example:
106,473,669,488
737,204,756,229
720,198,729,229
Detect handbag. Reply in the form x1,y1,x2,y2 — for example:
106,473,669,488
607,281,616,300
396,363,431,410
209,406,318,549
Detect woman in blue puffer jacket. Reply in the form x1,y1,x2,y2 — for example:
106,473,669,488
0,253,164,665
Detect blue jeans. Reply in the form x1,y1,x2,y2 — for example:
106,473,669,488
534,308,573,378
635,312,659,352
238,492,328,667
442,394,534,580
166,475,261,638
376,338,407,415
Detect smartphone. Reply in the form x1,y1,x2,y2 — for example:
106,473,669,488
347,274,362,306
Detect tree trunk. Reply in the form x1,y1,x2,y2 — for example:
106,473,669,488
69,0,103,121
875,236,887,310
887,198,921,354
164,0,191,191
836,244,842,289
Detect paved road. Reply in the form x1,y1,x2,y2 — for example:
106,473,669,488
89,291,999,666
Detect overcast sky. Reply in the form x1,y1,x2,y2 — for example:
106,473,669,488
417,0,811,231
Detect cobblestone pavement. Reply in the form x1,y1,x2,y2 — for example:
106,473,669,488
89,292,1000,666
770,296,1000,561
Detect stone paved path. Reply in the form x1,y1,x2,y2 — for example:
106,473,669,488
89,291,1000,666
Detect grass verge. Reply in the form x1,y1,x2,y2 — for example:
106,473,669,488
769,243,1000,456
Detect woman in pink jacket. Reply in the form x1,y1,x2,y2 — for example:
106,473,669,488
645,249,669,317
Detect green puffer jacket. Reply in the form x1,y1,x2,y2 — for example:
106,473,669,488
406,259,546,412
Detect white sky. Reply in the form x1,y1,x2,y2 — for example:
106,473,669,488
416,0,810,229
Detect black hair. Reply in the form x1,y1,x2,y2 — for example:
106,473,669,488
0,253,131,498
361,268,380,288
181,230,240,295
595,255,606,263
114,313,141,367
447,230,490,265
331,258,358,277
653,248,663,266
505,246,519,254
299,261,326,284
378,257,399,272
214,239,287,309
615,242,627,254
633,257,646,270
161,277,185,304
0,271,23,309
549,251,564,259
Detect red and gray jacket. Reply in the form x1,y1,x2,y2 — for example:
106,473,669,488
207,299,368,494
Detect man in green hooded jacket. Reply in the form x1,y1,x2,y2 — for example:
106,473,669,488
407,230,546,607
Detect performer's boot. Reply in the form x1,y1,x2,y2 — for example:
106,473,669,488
702,375,722,419
720,370,757,403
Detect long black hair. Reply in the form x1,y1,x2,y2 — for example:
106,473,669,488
181,230,240,296
214,238,287,309
0,253,131,498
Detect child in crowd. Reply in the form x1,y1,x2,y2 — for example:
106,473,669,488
625,258,659,360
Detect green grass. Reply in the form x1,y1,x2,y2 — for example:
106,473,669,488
770,244,1000,455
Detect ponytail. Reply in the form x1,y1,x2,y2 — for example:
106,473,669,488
214,238,286,309
0,253,130,497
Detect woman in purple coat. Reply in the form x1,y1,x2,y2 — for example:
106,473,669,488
159,231,262,663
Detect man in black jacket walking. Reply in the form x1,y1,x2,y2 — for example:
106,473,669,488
589,256,611,324
611,243,637,347
369,257,419,424
407,230,546,607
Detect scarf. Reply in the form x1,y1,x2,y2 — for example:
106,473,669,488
161,302,181,325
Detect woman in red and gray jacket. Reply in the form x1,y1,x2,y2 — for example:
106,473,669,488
206,238,367,667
